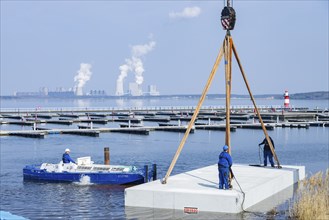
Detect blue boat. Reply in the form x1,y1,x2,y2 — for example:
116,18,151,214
23,157,155,185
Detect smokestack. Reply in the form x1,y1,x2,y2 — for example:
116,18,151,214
115,40,156,96
74,63,92,96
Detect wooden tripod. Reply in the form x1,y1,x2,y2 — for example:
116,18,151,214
161,31,281,184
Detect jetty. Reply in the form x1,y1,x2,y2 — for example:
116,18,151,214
62,130,100,137
109,128,150,135
195,124,237,131
79,119,108,124
8,131,46,138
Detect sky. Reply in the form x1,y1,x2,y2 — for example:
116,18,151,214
1,0,328,96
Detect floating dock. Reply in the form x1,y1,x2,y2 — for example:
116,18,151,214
9,131,45,139
125,164,305,214
62,130,100,137
80,119,108,124
109,128,150,135
1,107,328,139
154,125,195,133
47,120,73,125
195,124,237,131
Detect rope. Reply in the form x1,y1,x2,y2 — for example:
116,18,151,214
232,171,266,218
232,175,246,211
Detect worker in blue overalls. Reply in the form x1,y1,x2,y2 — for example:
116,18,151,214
259,136,275,167
218,145,233,190
62,148,76,164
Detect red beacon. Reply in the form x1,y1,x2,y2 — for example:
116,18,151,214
284,90,290,108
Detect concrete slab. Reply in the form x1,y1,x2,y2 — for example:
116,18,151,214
125,164,305,214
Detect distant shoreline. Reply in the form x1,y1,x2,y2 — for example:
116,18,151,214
0,91,328,100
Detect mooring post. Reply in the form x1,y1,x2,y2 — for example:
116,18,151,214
104,147,110,165
144,165,149,183
152,164,157,181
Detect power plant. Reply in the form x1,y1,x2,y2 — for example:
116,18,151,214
13,83,159,98
115,40,156,97
13,39,159,97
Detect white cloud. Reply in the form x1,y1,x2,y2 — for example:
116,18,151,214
169,6,201,19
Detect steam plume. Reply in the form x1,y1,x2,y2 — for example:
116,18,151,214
74,63,92,96
116,40,156,96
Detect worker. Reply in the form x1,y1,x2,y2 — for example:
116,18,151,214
259,136,275,167
218,145,233,190
62,148,76,164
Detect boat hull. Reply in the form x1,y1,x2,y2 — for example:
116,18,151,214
23,165,145,185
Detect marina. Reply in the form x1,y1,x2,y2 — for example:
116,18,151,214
1,106,328,138
1,0,328,218
1,98,328,219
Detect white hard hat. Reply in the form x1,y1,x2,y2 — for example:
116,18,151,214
65,148,70,152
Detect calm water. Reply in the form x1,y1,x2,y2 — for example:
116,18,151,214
0,98,328,219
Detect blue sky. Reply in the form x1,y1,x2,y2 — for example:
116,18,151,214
1,1,328,96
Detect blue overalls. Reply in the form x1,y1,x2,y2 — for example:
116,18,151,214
259,137,275,167
218,151,233,189
62,153,76,164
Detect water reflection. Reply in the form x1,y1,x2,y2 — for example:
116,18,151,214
20,182,127,219
115,99,144,109
115,99,125,107
74,99,91,108
129,99,143,109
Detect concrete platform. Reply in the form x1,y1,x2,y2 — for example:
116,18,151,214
125,164,305,214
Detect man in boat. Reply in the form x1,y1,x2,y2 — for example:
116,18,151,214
62,148,76,164
259,136,275,167
218,145,233,190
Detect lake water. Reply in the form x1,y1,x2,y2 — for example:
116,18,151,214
0,97,328,219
